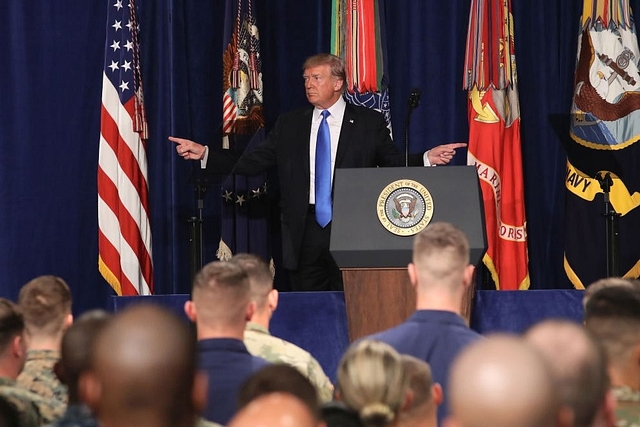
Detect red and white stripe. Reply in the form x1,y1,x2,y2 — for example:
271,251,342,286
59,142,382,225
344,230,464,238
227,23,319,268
98,73,153,296
223,91,238,135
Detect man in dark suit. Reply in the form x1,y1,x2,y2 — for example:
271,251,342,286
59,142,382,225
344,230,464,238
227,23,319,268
170,53,465,292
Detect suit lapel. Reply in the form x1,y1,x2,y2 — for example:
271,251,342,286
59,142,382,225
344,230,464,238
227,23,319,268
335,104,356,168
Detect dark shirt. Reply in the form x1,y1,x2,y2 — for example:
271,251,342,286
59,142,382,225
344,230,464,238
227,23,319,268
366,310,481,424
198,338,269,425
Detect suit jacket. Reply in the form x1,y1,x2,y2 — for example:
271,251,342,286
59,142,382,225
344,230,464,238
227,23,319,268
208,103,423,269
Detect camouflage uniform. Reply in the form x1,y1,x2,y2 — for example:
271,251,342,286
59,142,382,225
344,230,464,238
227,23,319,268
0,376,42,427
243,322,334,402
613,385,640,427
17,349,67,423
18,350,67,404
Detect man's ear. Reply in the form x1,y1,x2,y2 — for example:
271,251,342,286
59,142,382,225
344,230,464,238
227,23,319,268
462,264,475,288
12,334,25,359
267,289,279,312
432,383,443,406
64,313,73,330
407,263,418,288
402,389,414,412
192,371,208,414
184,301,197,322
79,371,102,413
245,301,256,321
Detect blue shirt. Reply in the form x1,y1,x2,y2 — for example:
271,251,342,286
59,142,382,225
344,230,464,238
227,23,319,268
366,310,481,424
48,403,98,427
198,338,269,425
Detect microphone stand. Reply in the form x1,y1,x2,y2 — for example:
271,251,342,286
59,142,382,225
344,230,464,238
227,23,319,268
188,174,209,281
596,172,620,277
404,95,419,167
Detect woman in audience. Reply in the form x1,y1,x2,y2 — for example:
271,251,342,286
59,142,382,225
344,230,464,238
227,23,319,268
335,340,409,427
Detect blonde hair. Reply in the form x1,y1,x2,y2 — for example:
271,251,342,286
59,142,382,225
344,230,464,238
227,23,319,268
337,340,408,427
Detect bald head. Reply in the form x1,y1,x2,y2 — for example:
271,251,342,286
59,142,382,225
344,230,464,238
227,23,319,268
447,335,559,427
229,393,320,427
525,320,609,427
85,304,200,427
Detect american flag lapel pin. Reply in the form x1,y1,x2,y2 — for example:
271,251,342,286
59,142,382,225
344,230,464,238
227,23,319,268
349,119,354,123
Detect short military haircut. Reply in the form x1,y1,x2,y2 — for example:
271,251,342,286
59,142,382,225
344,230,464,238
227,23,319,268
191,261,251,327
582,277,635,309
0,299,24,352
18,275,72,336
302,53,347,93
525,320,609,427
238,364,319,418
412,222,470,288
60,310,111,391
401,355,434,411
585,285,640,370
230,253,273,310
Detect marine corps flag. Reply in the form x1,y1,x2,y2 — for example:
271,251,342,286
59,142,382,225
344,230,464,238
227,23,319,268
464,0,530,290
565,0,640,287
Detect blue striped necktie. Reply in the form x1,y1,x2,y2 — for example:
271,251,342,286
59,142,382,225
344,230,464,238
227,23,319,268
315,110,332,228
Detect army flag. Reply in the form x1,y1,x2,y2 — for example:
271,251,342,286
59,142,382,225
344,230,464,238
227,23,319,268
464,0,530,290
565,0,640,287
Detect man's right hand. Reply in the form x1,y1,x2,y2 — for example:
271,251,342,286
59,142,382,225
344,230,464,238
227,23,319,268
169,136,206,161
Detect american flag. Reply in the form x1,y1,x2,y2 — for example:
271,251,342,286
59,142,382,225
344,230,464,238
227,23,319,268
98,0,153,296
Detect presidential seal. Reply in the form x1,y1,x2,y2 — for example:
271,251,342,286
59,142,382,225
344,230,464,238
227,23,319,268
377,180,434,236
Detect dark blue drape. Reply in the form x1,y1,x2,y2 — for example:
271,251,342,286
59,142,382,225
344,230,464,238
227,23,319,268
1,1,638,313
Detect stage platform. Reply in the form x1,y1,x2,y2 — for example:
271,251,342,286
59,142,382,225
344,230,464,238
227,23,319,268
111,289,584,381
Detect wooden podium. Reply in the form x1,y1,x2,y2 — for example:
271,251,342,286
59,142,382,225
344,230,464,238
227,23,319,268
331,166,487,341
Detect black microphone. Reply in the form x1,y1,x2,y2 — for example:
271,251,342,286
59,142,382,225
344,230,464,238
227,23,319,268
407,88,421,109
404,88,421,166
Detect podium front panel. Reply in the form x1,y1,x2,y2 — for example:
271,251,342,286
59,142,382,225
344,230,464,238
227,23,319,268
330,166,486,268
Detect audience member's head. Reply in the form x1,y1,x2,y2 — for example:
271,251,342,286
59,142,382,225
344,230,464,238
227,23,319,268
83,304,204,427
445,335,561,427
56,309,111,403
229,392,322,427
185,261,253,338
18,275,72,347
398,355,440,427
585,285,640,390
410,223,474,303
230,253,277,322
582,277,636,310
525,320,613,427
238,363,320,418
0,298,27,379
337,340,409,427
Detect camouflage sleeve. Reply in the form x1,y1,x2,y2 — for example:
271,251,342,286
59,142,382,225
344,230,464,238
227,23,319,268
1,394,41,427
31,394,65,425
305,358,334,403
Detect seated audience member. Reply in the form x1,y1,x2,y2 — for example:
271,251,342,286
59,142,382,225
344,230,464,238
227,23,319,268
336,340,410,427
230,253,334,402
82,304,209,427
17,276,71,421
49,310,111,427
585,285,640,426
363,222,481,422
0,298,45,427
445,335,566,427
229,392,323,427
184,261,269,424
237,363,320,418
582,277,637,310
525,319,615,427
398,355,440,427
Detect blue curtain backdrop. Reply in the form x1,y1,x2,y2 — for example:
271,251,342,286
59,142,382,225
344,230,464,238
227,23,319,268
0,1,634,313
